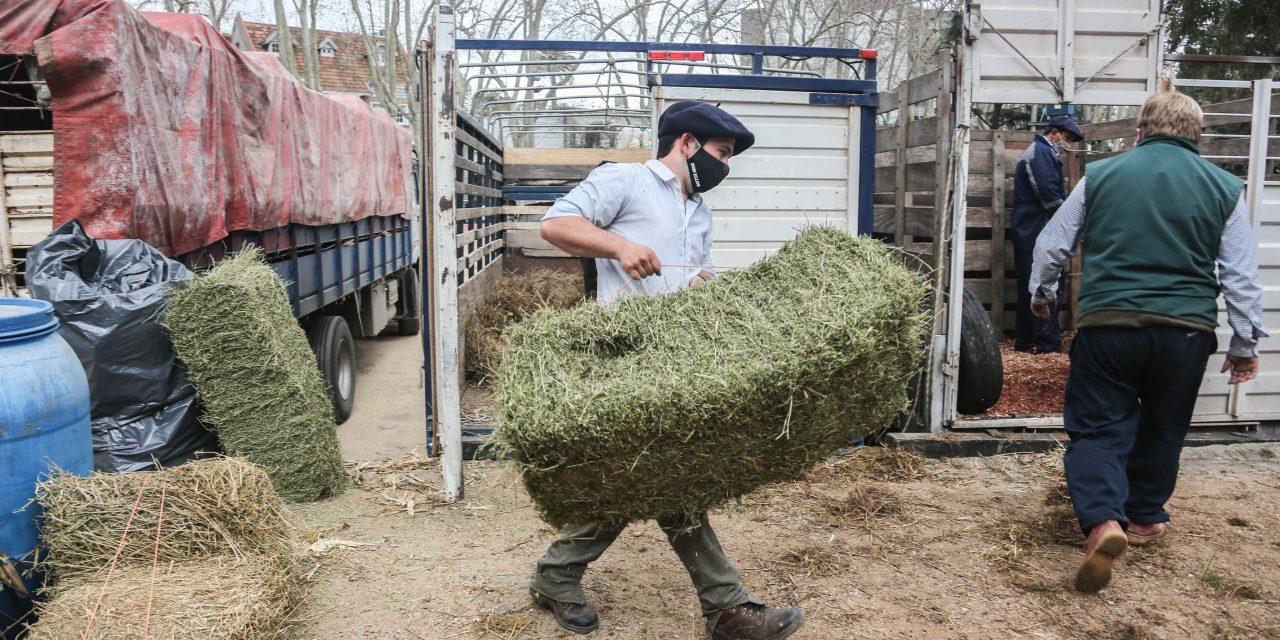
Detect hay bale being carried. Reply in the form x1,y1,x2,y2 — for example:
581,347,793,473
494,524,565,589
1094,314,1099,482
464,268,584,383
495,228,930,528
29,458,301,639
165,250,346,502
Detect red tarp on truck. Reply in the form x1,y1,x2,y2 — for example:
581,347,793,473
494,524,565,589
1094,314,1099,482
0,0,414,257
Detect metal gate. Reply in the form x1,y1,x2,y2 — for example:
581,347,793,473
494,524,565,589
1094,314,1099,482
651,86,873,268
1182,78,1280,420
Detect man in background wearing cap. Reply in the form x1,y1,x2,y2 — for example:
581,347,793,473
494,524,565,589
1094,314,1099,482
529,101,803,640
1031,92,1266,593
1012,114,1085,354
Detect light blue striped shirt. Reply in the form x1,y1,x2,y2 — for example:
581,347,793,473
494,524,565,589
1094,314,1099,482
542,160,713,303
1031,176,1268,357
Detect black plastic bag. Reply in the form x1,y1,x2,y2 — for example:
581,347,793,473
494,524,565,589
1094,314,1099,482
26,221,218,472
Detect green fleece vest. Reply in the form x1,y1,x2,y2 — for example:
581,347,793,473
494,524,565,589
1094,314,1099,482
1080,136,1244,328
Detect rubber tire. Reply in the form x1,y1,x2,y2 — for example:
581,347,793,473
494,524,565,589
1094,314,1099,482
956,286,1004,414
396,267,421,336
309,315,356,424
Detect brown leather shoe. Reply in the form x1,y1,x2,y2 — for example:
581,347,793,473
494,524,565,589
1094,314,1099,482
1126,522,1167,546
1074,520,1128,593
711,603,803,640
531,590,599,634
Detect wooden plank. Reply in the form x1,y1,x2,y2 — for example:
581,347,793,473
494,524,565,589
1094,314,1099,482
455,128,502,163
904,69,942,103
894,81,911,246
1082,93,1278,141
504,220,540,232
3,171,52,187
455,206,504,222
458,236,503,272
877,92,899,115
4,187,52,208
963,238,1015,273
876,163,936,193
2,155,52,171
966,139,1030,175
503,147,651,166
963,277,1018,306
455,155,503,182
875,116,940,153
1064,148,1086,330
0,140,12,296
504,164,594,181
874,124,898,153
9,216,53,246
877,68,943,115
874,206,934,238
970,130,1036,143
459,255,504,325
965,207,994,228
0,133,53,154
965,174,1017,199
1202,136,1280,159
931,51,954,337
990,132,1008,334
506,228,570,257
455,182,502,198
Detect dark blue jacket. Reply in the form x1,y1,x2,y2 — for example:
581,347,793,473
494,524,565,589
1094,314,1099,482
1012,134,1066,220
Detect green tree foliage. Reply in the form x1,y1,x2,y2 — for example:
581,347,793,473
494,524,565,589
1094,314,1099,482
1164,0,1279,81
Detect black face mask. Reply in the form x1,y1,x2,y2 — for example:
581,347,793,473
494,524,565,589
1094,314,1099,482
685,140,730,193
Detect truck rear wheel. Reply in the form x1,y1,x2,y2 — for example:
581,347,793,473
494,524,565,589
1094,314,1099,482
957,286,1003,414
309,315,356,424
397,267,421,336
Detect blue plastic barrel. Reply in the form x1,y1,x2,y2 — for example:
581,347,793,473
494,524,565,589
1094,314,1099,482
0,298,92,636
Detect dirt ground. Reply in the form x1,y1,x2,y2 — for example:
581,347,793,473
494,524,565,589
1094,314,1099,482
302,334,1280,640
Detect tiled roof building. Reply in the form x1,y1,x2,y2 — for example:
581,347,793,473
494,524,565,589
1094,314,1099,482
229,14,409,103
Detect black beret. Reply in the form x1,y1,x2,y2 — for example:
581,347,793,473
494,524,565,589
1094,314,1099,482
1048,115,1085,142
657,101,755,155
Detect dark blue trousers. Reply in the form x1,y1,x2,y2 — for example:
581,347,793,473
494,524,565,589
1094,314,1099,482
1063,327,1217,533
1012,208,1063,352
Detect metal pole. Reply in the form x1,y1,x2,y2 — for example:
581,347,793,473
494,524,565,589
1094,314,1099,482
416,47,435,456
429,5,464,501
941,32,977,429
0,143,14,297
1234,77,1275,416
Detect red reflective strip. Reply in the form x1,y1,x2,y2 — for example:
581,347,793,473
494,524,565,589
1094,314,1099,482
858,49,877,59
650,51,705,62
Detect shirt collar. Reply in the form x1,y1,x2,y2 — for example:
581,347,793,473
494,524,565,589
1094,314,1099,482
644,159,703,205
645,158,677,182
1035,133,1060,158
1137,135,1200,154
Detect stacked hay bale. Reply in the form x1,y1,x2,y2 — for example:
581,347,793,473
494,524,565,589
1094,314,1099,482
26,458,301,639
464,268,584,383
165,250,346,502
495,228,930,528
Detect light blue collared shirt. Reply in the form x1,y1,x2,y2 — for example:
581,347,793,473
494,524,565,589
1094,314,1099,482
542,159,713,303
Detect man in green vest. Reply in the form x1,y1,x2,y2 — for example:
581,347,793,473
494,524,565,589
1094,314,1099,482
1029,91,1267,594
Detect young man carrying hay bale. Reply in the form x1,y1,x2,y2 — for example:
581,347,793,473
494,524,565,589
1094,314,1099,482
1030,91,1267,593
530,101,803,640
